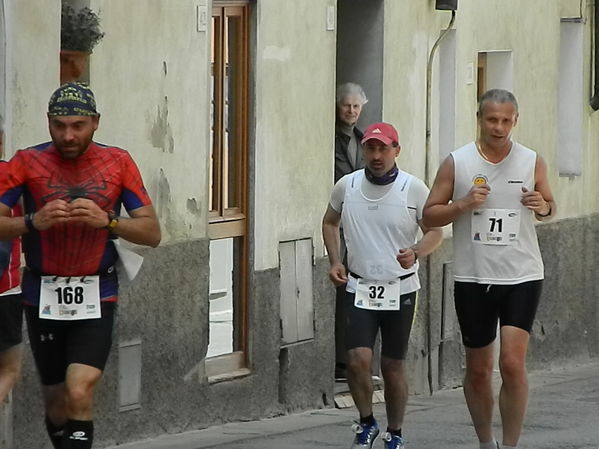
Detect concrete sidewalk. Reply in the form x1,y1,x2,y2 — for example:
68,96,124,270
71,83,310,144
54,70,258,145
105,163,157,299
107,362,599,449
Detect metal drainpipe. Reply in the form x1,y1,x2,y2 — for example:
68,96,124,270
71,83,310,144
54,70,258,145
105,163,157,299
590,1,599,110
424,10,456,396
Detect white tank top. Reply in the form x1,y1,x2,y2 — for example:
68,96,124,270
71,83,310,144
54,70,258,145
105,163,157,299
451,142,544,284
341,170,421,294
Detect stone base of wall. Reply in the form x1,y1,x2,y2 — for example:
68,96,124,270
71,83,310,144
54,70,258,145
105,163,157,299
7,241,334,448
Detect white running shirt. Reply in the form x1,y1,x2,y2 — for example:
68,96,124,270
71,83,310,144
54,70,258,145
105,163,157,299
451,142,544,284
329,169,429,295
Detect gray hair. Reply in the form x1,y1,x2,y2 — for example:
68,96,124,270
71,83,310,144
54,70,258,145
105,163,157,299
336,82,368,106
478,89,518,116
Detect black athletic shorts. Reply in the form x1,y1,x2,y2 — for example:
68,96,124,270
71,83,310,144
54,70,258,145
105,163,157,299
25,301,117,385
454,280,543,348
0,294,23,352
345,291,416,360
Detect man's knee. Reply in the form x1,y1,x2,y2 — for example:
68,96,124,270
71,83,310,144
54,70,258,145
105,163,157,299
66,383,92,405
64,366,102,412
380,357,404,378
347,348,372,373
0,359,20,382
65,381,95,411
0,367,19,387
499,354,526,381
0,345,22,376
465,361,494,389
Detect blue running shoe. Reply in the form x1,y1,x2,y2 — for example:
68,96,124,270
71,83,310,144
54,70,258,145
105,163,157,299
381,431,405,449
350,420,379,448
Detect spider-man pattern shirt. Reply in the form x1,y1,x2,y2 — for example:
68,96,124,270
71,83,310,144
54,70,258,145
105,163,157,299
0,161,21,295
0,142,153,305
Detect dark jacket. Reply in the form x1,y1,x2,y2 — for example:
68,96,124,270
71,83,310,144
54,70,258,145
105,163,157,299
334,125,364,183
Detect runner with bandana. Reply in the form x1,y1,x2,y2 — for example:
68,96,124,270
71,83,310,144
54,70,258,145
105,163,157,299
322,122,443,449
0,82,161,449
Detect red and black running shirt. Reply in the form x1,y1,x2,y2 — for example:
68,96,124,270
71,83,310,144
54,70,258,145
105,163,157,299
0,142,152,304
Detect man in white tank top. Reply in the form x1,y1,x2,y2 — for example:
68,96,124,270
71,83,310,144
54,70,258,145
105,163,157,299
323,123,442,449
423,90,556,449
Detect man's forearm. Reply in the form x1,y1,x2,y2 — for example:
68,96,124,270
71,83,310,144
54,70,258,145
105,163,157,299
111,216,161,247
0,216,27,239
322,223,342,266
413,228,444,259
423,201,465,228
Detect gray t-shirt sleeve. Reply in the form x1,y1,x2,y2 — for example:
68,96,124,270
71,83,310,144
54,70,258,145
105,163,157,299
329,175,349,213
407,177,430,221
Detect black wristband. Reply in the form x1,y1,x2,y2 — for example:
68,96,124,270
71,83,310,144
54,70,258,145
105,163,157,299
24,213,36,232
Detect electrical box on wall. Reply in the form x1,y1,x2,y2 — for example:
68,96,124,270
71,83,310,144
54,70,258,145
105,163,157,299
279,238,314,346
436,0,458,10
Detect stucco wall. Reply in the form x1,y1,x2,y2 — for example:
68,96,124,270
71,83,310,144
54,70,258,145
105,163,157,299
90,0,210,242
3,0,58,154
253,0,336,271
383,0,599,221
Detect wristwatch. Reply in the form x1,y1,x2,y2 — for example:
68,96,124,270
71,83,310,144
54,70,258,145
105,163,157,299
24,213,36,232
105,211,119,231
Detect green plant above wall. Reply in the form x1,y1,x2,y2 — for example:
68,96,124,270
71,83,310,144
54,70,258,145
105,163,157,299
61,4,105,53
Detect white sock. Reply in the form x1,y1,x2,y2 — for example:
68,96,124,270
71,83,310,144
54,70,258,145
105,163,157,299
502,446,517,449
480,440,498,449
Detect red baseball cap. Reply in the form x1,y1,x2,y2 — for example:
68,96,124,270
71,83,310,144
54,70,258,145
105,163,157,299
361,122,399,146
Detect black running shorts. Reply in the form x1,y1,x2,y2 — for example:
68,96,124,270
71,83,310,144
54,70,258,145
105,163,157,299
345,291,416,360
25,301,117,385
454,280,543,348
0,294,23,352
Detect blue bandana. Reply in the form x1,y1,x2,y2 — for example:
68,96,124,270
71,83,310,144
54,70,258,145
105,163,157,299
364,164,399,185
48,82,98,116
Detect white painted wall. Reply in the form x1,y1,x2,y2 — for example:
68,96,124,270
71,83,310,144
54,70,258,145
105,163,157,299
485,50,513,93
558,21,584,177
383,0,597,223
3,0,59,155
383,1,433,181
90,0,211,242
253,0,336,271
437,29,457,163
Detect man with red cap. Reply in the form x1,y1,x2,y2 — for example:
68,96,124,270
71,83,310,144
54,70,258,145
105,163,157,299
323,122,442,449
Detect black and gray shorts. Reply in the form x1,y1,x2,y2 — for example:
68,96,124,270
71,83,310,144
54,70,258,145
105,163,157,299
345,290,417,360
25,301,117,385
